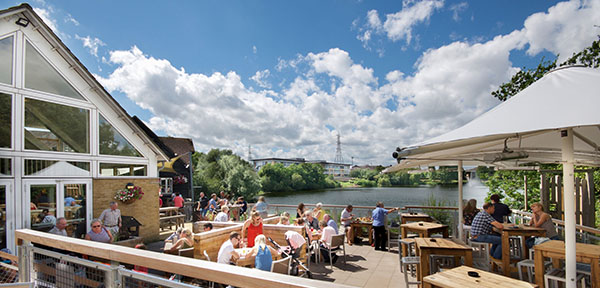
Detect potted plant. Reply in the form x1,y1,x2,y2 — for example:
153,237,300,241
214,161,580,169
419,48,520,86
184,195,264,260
114,186,144,204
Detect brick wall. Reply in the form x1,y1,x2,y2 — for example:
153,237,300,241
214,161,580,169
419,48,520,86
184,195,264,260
93,178,160,242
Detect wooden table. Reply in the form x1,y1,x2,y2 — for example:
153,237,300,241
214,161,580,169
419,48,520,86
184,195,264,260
234,247,280,267
495,224,545,276
159,207,180,216
350,222,373,244
534,240,600,288
401,222,449,257
415,238,473,283
400,212,431,224
423,265,537,288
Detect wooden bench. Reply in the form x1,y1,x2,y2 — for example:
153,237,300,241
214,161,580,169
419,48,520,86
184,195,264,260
159,214,185,231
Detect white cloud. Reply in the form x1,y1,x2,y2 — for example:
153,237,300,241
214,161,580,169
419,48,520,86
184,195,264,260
96,0,600,165
449,2,468,22
65,13,79,26
253,45,257,54
250,69,272,89
76,35,106,57
522,0,600,62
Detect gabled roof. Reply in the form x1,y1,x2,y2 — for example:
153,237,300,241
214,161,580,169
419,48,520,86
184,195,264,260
0,3,168,161
159,137,195,166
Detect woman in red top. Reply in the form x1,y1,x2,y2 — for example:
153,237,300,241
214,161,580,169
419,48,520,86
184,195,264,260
241,211,263,247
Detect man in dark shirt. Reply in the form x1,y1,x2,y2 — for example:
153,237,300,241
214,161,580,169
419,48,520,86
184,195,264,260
196,192,209,220
490,194,512,223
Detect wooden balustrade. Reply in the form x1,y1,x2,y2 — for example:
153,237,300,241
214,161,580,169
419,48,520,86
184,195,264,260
15,229,351,288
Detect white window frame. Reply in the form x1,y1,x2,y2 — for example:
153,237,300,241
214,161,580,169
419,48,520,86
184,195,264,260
0,179,14,251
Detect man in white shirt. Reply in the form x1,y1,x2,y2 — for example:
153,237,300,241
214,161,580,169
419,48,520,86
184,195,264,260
214,206,230,222
217,232,241,264
319,220,338,264
340,205,354,245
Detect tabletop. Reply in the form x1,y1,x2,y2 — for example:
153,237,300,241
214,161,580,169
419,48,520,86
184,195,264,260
402,221,447,231
423,265,537,288
534,240,600,288
400,212,430,218
414,238,472,250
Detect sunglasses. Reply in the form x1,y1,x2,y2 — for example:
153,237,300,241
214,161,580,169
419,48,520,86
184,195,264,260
92,225,101,228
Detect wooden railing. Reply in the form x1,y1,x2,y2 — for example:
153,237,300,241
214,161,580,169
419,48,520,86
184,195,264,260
15,229,353,288
513,210,600,236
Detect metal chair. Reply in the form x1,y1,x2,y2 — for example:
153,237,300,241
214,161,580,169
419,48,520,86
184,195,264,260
469,241,491,271
270,256,292,275
401,257,421,287
324,234,346,269
399,238,416,273
517,248,552,283
509,236,524,260
544,268,585,288
429,255,456,274
386,220,400,251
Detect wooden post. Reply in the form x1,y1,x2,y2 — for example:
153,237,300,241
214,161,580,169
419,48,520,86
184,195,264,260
575,178,581,225
556,175,563,220
584,171,596,227
523,175,528,211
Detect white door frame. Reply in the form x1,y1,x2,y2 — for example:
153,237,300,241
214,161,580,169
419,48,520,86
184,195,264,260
22,178,92,230
0,179,14,251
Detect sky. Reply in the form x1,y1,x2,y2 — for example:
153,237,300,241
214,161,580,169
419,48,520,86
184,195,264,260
5,0,600,166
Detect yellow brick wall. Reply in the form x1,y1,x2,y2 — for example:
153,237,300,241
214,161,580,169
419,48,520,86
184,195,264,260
92,178,160,242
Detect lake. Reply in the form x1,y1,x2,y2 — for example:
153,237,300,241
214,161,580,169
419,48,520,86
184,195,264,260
263,177,490,209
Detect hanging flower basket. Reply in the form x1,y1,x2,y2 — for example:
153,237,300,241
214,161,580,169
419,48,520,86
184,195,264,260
173,175,188,185
114,186,144,204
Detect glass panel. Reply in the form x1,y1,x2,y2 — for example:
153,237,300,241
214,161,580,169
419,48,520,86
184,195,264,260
0,158,10,176
0,185,5,249
0,93,10,148
99,163,147,176
24,159,90,176
24,98,89,153
25,42,84,100
30,184,57,232
0,36,12,85
99,114,142,157
64,184,87,238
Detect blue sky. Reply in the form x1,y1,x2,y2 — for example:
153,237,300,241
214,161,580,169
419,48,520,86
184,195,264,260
6,0,599,165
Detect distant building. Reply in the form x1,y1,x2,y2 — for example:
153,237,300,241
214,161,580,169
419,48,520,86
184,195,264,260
251,158,351,177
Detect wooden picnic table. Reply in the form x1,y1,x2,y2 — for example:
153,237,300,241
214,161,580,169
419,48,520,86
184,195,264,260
534,240,600,288
415,238,473,283
401,222,449,257
349,221,373,245
423,265,537,288
159,207,180,216
494,223,545,276
400,212,432,224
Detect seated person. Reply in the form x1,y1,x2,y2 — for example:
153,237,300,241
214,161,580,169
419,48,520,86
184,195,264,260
313,203,324,222
463,199,479,226
526,202,559,248
85,219,113,243
208,194,218,213
285,230,307,252
340,205,354,245
241,211,263,248
277,216,290,225
236,196,248,217
167,229,193,254
295,218,314,242
490,194,512,223
203,223,213,232
165,227,183,243
470,203,504,259
318,220,338,263
250,235,278,272
217,232,241,264
304,211,319,231
64,196,77,206
215,206,230,222
48,217,68,236
323,214,338,234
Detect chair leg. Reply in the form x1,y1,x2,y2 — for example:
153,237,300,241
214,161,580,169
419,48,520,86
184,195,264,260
329,250,333,269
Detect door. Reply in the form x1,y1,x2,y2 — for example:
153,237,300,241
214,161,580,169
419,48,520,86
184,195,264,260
0,180,13,250
23,179,91,236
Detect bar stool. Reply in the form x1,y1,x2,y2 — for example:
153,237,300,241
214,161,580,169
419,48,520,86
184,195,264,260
429,255,456,274
517,249,553,283
401,257,421,287
544,268,585,288
469,241,491,271
399,238,416,272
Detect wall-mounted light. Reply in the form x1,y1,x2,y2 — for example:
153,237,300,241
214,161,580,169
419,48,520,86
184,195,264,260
15,17,30,27
126,182,135,190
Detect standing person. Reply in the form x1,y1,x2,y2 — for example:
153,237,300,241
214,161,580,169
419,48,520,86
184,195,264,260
463,199,479,226
490,194,512,223
323,214,338,234
312,203,324,222
219,191,229,207
217,232,241,264
173,193,184,208
98,201,121,237
254,196,268,219
372,202,398,251
196,192,209,220
526,202,559,248
215,206,230,222
340,205,355,245
296,203,306,218
48,217,68,236
236,196,248,220
85,219,113,243
470,203,504,259
318,220,338,263
208,194,218,213
241,211,263,248
250,235,278,272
